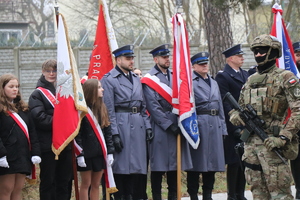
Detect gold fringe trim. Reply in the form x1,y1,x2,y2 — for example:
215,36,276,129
107,187,118,194
25,177,37,185
52,119,82,160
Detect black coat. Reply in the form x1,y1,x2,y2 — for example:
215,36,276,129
28,75,67,152
75,116,115,158
215,64,249,164
0,110,40,175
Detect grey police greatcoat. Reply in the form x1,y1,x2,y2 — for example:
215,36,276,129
142,66,192,171
101,67,151,175
186,73,227,172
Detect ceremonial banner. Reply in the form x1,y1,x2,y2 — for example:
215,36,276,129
52,14,88,159
88,0,118,80
171,13,200,149
270,3,300,78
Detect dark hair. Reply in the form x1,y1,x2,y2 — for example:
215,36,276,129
82,79,110,128
0,73,28,114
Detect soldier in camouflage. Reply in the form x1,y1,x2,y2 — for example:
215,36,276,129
229,34,300,200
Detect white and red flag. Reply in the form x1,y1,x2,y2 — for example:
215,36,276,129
270,3,300,78
171,13,200,149
88,0,118,80
52,14,88,159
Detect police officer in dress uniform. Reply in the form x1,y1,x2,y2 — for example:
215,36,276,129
142,44,192,200
186,52,227,200
230,34,300,199
215,44,248,200
101,45,153,200
291,41,300,200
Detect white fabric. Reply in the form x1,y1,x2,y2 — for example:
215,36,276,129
31,156,41,164
77,156,86,167
0,156,9,168
107,154,114,166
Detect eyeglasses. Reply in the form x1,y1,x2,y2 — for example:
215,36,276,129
44,70,57,74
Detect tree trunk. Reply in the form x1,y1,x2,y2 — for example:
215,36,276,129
284,0,295,23
202,0,233,77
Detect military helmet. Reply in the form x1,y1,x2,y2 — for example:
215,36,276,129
250,34,282,58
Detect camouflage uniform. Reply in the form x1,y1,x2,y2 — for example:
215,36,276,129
232,34,300,200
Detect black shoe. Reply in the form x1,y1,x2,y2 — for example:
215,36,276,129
202,189,212,200
189,194,198,200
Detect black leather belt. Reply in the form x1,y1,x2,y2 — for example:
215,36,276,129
115,106,141,114
196,109,219,116
244,161,262,171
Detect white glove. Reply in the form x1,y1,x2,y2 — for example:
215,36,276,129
31,156,41,164
77,156,87,167
0,156,9,168
107,154,114,166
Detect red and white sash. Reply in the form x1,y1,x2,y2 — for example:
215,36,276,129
86,108,117,193
141,73,179,113
37,87,56,108
8,111,30,147
8,111,36,180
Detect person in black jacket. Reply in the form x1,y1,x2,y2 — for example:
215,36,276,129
215,44,248,200
0,73,41,200
75,79,115,200
29,59,73,200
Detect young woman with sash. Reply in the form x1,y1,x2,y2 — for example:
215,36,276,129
0,73,41,200
76,79,115,200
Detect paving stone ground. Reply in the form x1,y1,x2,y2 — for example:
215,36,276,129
181,185,296,200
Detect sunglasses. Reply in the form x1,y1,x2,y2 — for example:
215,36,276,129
253,47,269,55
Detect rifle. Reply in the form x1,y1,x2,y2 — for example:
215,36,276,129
223,92,288,165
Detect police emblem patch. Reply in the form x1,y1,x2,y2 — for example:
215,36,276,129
289,79,297,84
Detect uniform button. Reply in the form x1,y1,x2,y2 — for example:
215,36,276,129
210,125,212,127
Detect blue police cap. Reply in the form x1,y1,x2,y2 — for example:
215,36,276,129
191,52,209,65
149,44,170,57
112,45,135,57
293,42,300,53
222,44,244,58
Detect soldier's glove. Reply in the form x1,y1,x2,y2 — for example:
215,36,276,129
112,134,123,153
167,123,181,135
146,128,154,142
233,128,242,140
229,109,245,126
264,136,286,151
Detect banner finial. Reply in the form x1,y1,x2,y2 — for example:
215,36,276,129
175,0,184,14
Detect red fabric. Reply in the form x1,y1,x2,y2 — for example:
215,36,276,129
88,3,114,80
53,97,80,153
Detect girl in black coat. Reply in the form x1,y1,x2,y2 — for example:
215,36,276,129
0,73,41,200
76,79,115,200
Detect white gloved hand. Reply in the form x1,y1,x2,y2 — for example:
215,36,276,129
77,156,87,167
107,154,114,166
31,156,41,164
0,156,9,168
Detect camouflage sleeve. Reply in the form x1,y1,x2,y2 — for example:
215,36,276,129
281,72,300,140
